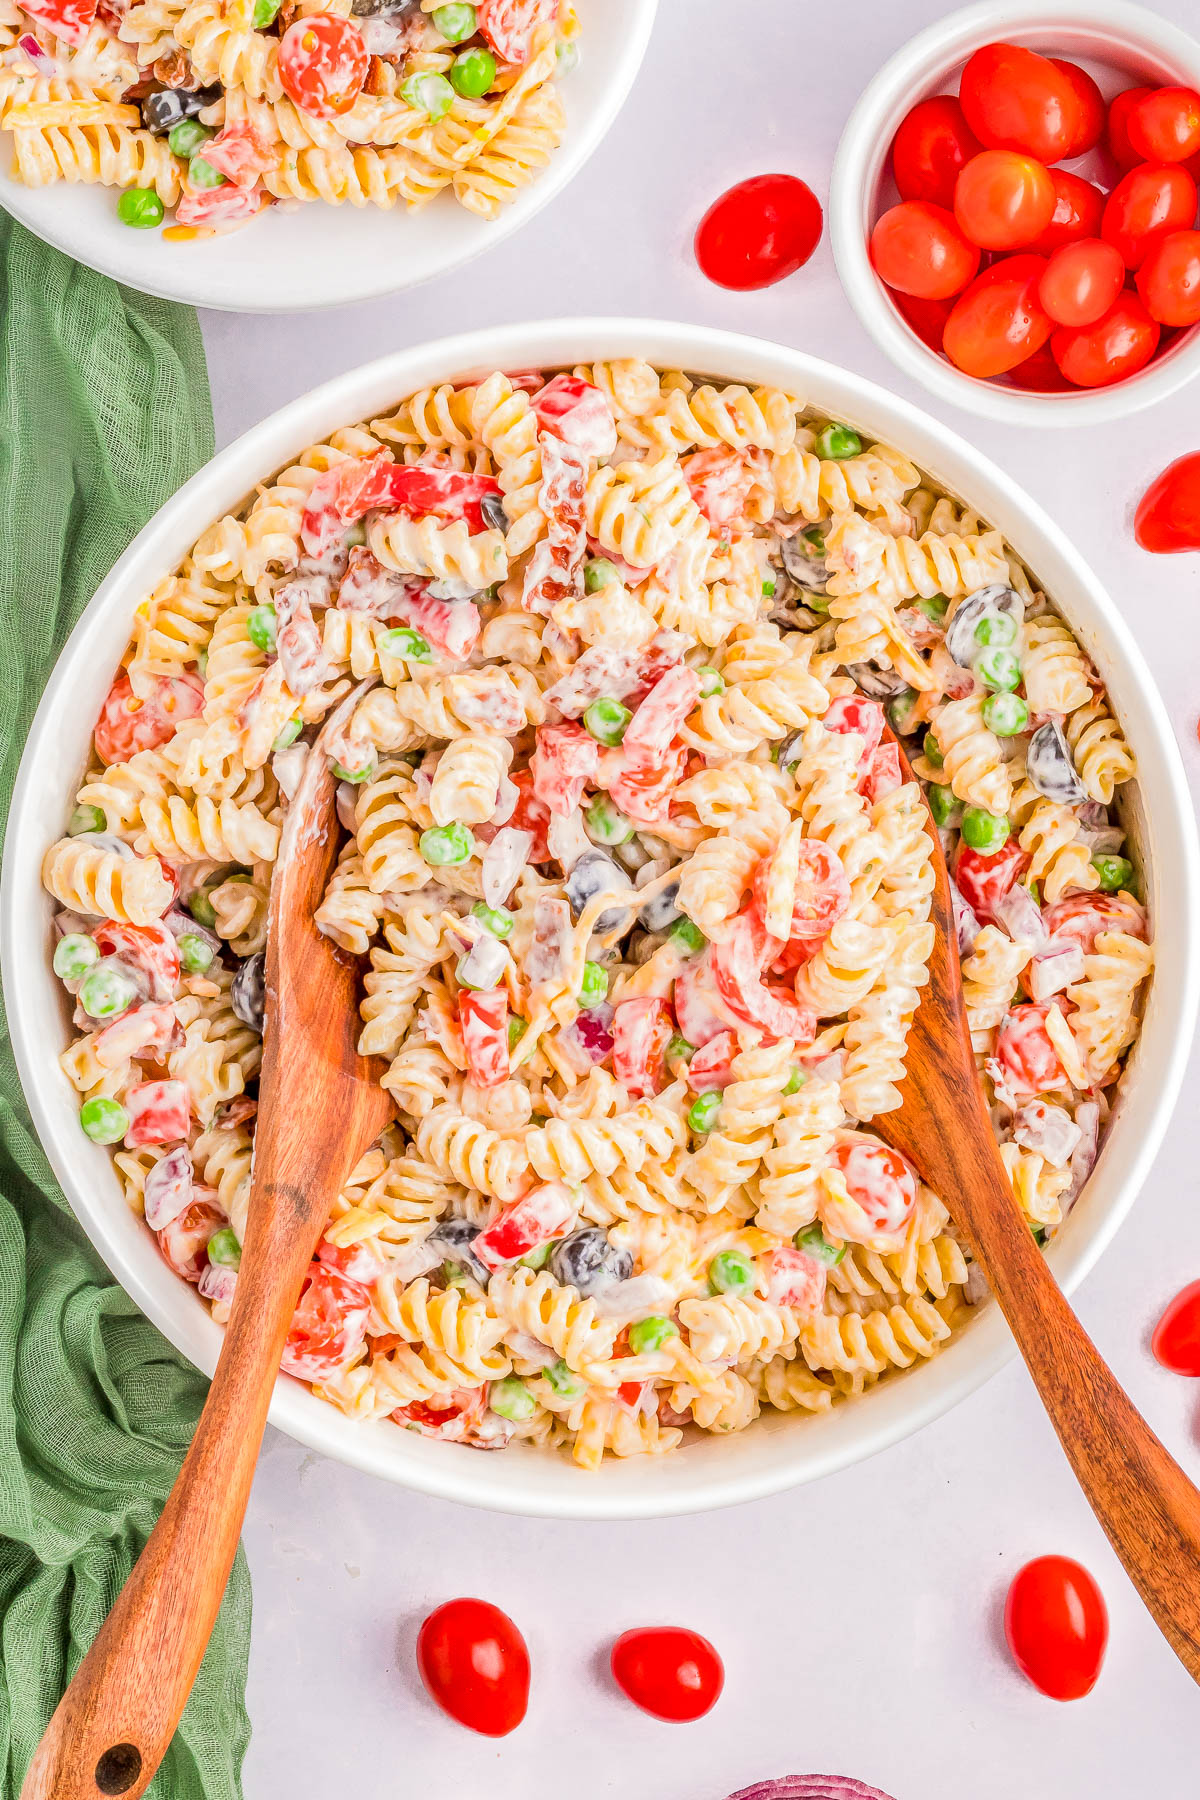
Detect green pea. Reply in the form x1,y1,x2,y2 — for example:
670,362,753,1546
187,887,217,929
982,691,1029,737
442,1259,471,1288
168,119,212,158
697,666,724,697
117,187,164,228
886,687,918,734
207,1227,242,1269
806,590,831,615
583,696,631,746
669,917,706,954
927,783,962,828
579,961,609,1007
79,1097,128,1144
401,70,455,120
272,716,302,751
814,422,862,461
687,1090,722,1134
507,1016,528,1051
472,901,514,939
489,1375,536,1421
545,1357,584,1398
450,45,496,97
251,0,280,22
782,1066,806,1096
381,625,432,664
977,647,1021,692
68,803,106,836
584,794,633,845
708,1249,753,1296
332,758,376,784
556,37,579,73
761,577,777,598
178,933,215,974
923,730,944,769
519,1241,553,1270
54,934,99,982
629,1314,678,1354
793,1222,846,1267
1092,854,1134,892
246,605,276,653
915,593,949,622
80,962,136,1020
802,525,827,553
975,612,1017,648
961,807,1010,853
431,1,476,41
345,520,367,548
584,557,620,592
188,156,226,190
664,1033,694,1064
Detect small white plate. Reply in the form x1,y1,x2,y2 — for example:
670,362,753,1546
0,0,656,311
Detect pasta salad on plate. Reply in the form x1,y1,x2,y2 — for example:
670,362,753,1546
40,359,1153,1470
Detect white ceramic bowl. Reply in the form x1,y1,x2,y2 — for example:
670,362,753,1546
0,0,655,312
4,319,1197,1519
830,0,1200,425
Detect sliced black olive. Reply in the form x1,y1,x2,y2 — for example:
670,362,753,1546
779,533,829,593
845,659,908,699
231,952,265,1033
638,880,682,932
140,84,220,134
480,492,509,533
1026,720,1089,804
565,849,630,935
549,1228,633,1296
776,729,805,769
944,584,1024,668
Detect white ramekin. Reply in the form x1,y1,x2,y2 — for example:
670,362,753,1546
4,320,1197,1519
830,0,1200,426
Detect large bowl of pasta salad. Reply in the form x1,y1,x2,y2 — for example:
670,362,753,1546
5,320,1196,1518
0,0,654,310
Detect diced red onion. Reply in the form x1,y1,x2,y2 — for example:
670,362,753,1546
272,742,308,801
457,933,509,992
144,1146,194,1230
336,780,360,833
1028,940,1085,1001
592,1273,672,1320
803,1051,845,1084
993,883,1049,950
54,909,93,939
1080,825,1125,856
18,33,55,71
547,807,590,872
562,1001,614,1064
482,827,532,906
727,1780,898,1800
1013,1100,1081,1169
949,878,980,956
161,906,223,961
198,1260,238,1315
491,773,518,827
1066,1099,1100,1205
505,1329,558,1365
526,896,571,983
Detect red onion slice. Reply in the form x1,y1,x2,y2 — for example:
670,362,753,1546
18,32,55,70
728,1779,898,1800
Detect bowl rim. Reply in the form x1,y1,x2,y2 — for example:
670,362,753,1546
0,0,658,313
829,0,1200,425
5,316,1198,1519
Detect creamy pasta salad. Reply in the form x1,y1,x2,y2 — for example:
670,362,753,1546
0,0,573,236
42,361,1153,1469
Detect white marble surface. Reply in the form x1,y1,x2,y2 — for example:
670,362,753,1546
199,3,1200,1792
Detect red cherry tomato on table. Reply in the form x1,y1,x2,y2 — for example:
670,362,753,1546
694,174,823,290
1030,169,1106,253
610,1627,724,1722
1051,292,1161,387
1135,229,1200,325
1038,238,1124,327
1101,162,1198,269
888,286,955,351
870,201,980,298
1106,86,1153,171
277,14,368,120
955,150,1056,251
1049,59,1105,158
1005,1556,1108,1700
1135,450,1200,552
1127,86,1200,164
417,1599,530,1736
890,95,982,208
1152,1279,1200,1374
943,255,1053,377
959,43,1083,163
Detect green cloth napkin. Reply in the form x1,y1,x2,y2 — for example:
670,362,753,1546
0,215,251,1799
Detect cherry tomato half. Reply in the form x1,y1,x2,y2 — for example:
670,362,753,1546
891,95,982,208
888,286,955,351
1135,450,1200,552
959,43,1083,163
955,149,1056,251
1030,168,1106,253
694,173,823,290
1127,85,1200,164
1151,1279,1200,1373
1106,86,1153,172
1101,162,1198,269
944,254,1052,377
278,13,368,120
1135,227,1200,325
416,1598,530,1737
610,1627,724,1722
1051,291,1160,386
1039,238,1124,327
1050,58,1105,157
1004,1556,1108,1700
870,201,980,297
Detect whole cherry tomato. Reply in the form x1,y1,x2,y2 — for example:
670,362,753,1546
1038,238,1125,327
870,201,981,298
1051,291,1161,386
890,95,982,208
1101,162,1198,269
694,173,823,290
1049,58,1105,157
1106,86,1153,171
1127,85,1200,164
1135,228,1200,324
1005,341,1075,391
1151,1279,1200,1374
1030,169,1106,252
277,14,368,120
417,1598,530,1736
955,150,1056,251
888,286,955,351
959,43,1083,163
1004,1556,1108,1700
943,254,1053,377
1135,450,1200,552
610,1627,724,1722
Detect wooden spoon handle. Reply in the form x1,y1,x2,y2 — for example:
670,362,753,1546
19,1183,311,1800
966,1172,1200,1680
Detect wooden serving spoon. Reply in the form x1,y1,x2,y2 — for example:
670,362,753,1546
22,684,391,1800
872,734,1200,1683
